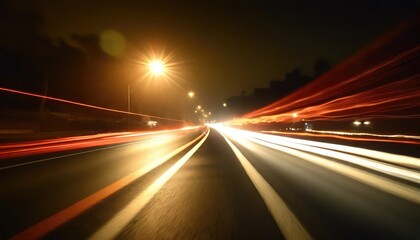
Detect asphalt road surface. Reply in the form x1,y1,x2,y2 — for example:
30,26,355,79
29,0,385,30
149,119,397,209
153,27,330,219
1,126,419,239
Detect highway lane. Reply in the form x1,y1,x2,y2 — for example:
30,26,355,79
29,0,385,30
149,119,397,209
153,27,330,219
216,125,420,239
1,125,419,239
0,127,205,239
47,128,283,239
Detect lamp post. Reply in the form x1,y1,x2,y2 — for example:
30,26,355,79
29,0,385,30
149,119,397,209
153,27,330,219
127,59,166,129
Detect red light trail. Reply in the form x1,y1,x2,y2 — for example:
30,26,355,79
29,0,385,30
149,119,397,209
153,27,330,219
233,46,419,125
0,127,202,160
229,18,420,127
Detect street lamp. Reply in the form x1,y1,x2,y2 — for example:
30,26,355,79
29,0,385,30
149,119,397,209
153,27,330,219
128,59,167,113
127,58,165,128
223,103,227,107
188,91,195,98
149,60,165,76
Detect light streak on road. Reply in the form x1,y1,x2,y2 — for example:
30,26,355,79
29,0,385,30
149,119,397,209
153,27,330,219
211,125,420,204
0,126,202,160
304,129,420,140
10,129,209,240
262,130,420,145
258,130,420,169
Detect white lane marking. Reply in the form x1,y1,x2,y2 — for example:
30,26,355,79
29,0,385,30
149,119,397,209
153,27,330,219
217,130,312,240
242,133,420,204
89,129,210,240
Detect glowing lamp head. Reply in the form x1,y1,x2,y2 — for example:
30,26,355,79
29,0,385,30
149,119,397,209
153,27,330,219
188,91,195,98
149,60,165,75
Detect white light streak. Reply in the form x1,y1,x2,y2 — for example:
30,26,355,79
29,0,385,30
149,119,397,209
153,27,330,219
211,125,420,204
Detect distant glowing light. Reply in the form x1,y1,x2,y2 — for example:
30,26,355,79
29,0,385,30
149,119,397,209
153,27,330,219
292,113,298,118
197,105,202,110
149,60,165,75
364,121,371,125
188,91,195,98
353,121,362,126
223,103,227,107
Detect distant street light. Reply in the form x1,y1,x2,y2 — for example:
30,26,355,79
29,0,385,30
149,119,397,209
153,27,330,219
188,91,195,98
353,120,362,126
223,103,227,107
197,105,202,110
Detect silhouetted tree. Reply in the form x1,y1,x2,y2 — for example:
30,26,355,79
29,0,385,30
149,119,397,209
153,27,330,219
314,59,331,77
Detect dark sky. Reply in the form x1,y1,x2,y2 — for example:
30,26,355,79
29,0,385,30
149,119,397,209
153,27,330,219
3,0,419,114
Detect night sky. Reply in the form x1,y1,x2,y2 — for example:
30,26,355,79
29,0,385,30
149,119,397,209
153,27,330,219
2,0,419,116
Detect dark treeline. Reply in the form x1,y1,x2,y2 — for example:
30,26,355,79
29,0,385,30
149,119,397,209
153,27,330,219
224,60,330,117
0,6,127,113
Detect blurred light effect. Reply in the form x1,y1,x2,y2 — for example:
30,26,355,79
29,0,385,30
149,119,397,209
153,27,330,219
100,29,126,57
188,91,195,98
